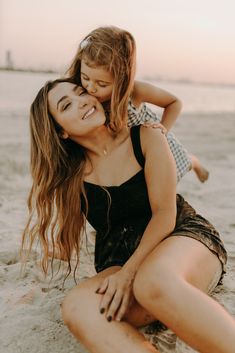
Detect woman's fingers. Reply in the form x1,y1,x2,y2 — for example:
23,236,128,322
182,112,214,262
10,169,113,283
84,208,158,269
105,290,123,321
96,271,133,321
115,291,131,321
100,287,132,322
99,282,116,314
95,277,109,294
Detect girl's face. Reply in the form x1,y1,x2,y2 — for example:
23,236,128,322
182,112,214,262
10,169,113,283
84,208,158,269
48,82,106,139
80,60,114,103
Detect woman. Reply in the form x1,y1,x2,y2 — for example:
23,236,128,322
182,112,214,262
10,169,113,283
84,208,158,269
23,78,235,353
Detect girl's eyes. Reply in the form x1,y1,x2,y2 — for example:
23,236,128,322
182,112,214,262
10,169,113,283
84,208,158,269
81,76,108,88
98,83,108,88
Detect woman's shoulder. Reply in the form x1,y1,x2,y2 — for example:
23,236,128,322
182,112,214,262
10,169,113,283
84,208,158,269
129,125,167,162
139,125,167,155
140,124,165,139
130,124,165,141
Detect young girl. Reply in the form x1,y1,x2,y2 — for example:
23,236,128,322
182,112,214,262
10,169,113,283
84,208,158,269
67,25,209,183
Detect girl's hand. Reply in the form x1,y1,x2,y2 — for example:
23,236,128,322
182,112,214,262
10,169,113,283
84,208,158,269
143,122,167,135
95,268,135,322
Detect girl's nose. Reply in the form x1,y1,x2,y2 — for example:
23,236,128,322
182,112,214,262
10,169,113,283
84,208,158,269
87,82,97,94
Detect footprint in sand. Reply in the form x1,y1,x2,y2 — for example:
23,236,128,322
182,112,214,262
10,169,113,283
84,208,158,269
0,250,20,265
14,285,44,306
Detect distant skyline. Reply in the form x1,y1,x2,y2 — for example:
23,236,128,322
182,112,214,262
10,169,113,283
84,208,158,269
1,0,235,85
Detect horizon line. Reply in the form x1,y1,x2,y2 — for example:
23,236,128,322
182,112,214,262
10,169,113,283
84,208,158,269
1,66,235,89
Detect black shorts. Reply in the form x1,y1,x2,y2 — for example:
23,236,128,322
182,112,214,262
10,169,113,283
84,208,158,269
95,194,227,278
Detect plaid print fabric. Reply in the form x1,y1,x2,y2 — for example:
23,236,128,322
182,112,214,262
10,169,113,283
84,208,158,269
127,101,191,182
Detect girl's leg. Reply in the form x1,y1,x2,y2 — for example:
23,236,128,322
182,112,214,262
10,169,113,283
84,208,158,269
61,266,158,353
133,236,235,353
190,154,209,182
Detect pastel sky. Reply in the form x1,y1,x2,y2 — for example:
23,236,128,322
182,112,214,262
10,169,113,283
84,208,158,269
1,0,235,84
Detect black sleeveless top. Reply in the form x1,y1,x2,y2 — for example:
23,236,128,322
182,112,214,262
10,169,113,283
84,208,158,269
83,125,152,272
83,125,227,273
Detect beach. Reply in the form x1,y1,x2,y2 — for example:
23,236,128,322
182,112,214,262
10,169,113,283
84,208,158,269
0,71,235,353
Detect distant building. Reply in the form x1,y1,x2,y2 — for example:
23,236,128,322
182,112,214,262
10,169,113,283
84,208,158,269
5,51,14,69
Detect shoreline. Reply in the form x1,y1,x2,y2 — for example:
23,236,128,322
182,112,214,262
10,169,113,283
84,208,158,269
1,67,235,88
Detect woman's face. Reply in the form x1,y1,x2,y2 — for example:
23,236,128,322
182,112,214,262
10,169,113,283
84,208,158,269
48,82,106,139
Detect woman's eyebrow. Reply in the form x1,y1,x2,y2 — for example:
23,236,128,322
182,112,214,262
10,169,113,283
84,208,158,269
57,95,67,110
73,85,84,94
57,85,83,110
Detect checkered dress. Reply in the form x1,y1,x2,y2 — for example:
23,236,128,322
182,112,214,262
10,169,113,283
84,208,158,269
127,101,191,182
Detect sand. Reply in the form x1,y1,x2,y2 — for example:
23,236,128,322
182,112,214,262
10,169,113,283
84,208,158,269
0,111,235,353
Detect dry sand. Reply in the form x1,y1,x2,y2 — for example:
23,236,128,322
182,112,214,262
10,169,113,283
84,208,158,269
0,111,235,353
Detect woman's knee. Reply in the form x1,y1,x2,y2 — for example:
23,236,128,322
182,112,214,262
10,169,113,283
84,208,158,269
133,259,181,306
61,282,92,331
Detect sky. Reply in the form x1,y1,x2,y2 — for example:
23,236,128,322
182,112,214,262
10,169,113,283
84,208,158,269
1,0,235,84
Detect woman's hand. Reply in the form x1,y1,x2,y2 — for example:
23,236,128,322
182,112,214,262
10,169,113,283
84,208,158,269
95,268,135,322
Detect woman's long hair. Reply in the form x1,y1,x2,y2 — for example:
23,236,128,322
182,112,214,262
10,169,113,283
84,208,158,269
67,26,136,133
22,78,88,279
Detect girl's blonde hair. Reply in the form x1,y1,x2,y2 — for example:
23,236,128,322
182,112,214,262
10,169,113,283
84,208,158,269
22,78,88,279
67,26,136,132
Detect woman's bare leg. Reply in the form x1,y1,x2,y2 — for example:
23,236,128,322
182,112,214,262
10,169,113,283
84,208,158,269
190,154,209,182
133,236,235,353
61,267,158,353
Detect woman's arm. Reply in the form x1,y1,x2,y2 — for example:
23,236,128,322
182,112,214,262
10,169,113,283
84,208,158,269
132,80,182,131
123,125,177,275
97,127,177,321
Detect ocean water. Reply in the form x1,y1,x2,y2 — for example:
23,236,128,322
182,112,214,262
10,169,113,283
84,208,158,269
1,70,235,114
153,80,235,114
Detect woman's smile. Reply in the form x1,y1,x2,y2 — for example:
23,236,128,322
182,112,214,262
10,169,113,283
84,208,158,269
82,106,96,120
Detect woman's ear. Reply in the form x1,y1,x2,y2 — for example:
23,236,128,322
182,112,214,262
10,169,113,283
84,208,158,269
60,131,69,139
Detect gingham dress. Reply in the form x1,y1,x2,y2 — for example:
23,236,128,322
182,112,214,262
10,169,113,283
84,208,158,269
127,100,191,182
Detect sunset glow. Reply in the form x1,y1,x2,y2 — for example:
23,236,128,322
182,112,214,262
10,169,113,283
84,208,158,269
1,0,235,84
